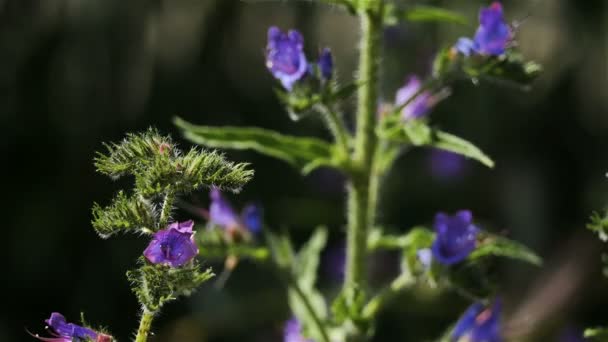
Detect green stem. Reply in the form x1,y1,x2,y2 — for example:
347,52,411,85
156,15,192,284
159,190,175,227
315,103,350,156
289,276,332,342
345,5,382,295
361,272,415,320
134,310,156,342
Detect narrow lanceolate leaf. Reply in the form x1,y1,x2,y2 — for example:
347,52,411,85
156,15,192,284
469,234,542,266
384,4,468,26
91,191,156,238
175,117,340,174
296,226,328,289
584,327,608,339
379,119,494,168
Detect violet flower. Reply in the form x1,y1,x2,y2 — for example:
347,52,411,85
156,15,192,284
318,47,333,81
429,149,467,180
284,318,312,342
266,26,308,91
209,188,262,234
452,299,502,342
31,312,111,342
395,75,432,120
431,210,479,265
143,220,199,267
455,2,511,57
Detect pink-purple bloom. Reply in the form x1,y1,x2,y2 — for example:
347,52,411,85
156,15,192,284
143,220,199,267
209,188,262,234
452,299,502,342
30,312,110,342
318,47,333,81
266,27,308,91
431,210,479,265
395,75,432,120
455,2,511,56
284,318,312,342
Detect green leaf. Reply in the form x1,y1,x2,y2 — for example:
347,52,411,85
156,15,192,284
379,119,494,168
585,327,608,340
295,226,328,289
385,4,468,26
91,191,156,238
588,210,608,242
462,50,542,88
469,234,542,266
266,230,296,271
175,117,340,174
368,226,434,251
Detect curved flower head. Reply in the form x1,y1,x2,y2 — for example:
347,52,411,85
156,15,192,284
318,47,333,81
455,2,511,56
452,299,502,342
396,75,432,120
30,312,111,342
266,26,308,91
284,318,313,342
144,220,199,267
209,188,262,234
431,210,479,265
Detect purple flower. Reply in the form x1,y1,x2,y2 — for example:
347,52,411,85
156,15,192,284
455,2,511,56
284,318,312,342
266,26,308,91
318,48,333,81
209,188,262,234
431,210,479,265
144,220,199,267
452,299,502,342
30,312,111,342
395,75,432,120
429,149,466,180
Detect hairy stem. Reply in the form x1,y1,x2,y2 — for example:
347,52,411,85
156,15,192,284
361,272,415,320
158,190,175,227
315,103,350,156
134,310,155,342
345,6,382,296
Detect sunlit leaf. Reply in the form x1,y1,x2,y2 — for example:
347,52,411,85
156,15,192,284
469,234,542,266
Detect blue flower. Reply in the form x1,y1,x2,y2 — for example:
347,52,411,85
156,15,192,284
452,299,502,342
429,149,466,180
318,47,333,81
143,220,199,267
284,318,312,342
266,26,308,91
455,2,511,56
209,188,262,234
30,312,112,342
395,75,432,120
431,210,479,265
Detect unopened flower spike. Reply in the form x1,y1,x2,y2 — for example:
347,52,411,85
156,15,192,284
431,210,479,265
395,75,432,120
455,2,511,57
143,219,199,267
318,47,333,81
452,299,502,342
266,26,308,91
284,317,313,342
30,312,112,342
209,188,262,235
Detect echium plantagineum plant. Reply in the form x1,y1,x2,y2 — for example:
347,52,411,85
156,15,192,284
30,1,551,342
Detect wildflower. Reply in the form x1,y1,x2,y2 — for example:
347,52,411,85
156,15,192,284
209,188,262,235
284,318,312,342
455,2,511,56
429,149,466,180
452,299,502,342
30,312,112,342
431,210,479,265
318,48,333,81
143,220,199,267
266,26,308,91
395,75,432,120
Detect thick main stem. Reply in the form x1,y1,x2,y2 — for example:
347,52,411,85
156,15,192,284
134,310,155,342
344,6,382,301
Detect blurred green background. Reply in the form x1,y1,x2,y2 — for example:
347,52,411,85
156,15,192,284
1,0,607,341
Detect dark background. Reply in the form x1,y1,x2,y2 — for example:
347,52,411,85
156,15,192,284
1,0,607,341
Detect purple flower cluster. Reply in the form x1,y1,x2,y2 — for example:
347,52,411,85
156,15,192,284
395,75,433,120
209,188,262,235
431,210,479,265
452,300,502,342
31,312,112,342
266,26,333,90
455,2,511,57
144,220,199,267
